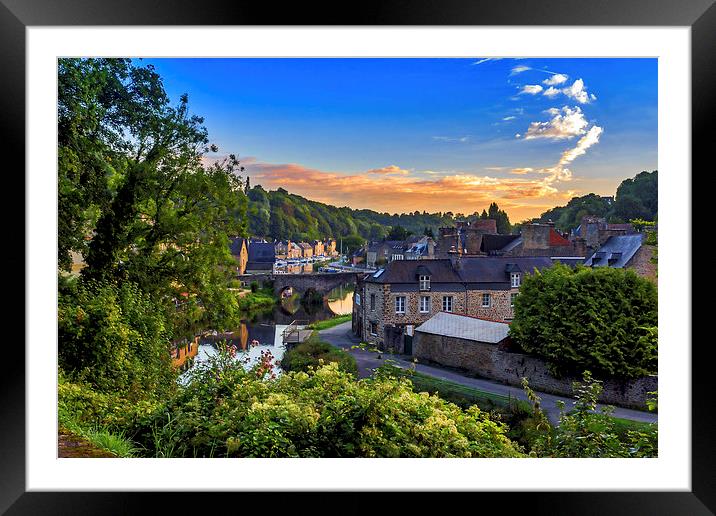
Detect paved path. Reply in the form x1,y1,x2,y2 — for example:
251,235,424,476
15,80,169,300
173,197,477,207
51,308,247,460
319,322,658,426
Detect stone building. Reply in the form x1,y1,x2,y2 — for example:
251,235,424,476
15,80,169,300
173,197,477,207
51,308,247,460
324,238,337,256
298,242,313,258
229,237,249,275
436,219,498,257
312,240,325,256
352,255,554,351
584,233,657,282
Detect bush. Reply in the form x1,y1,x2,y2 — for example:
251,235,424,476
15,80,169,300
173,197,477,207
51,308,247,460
250,281,259,293
521,371,658,458
134,345,524,458
281,333,358,375
509,263,657,379
58,279,176,397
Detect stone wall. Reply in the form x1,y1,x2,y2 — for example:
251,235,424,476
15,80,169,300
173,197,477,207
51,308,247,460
466,289,516,321
413,332,657,410
627,244,657,282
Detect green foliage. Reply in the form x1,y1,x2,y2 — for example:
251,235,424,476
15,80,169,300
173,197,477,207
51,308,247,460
522,372,658,458
58,280,176,397
307,314,352,330
133,346,524,457
250,281,259,293
236,289,276,314
387,225,412,241
509,263,657,379
281,333,358,375
536,171,657,231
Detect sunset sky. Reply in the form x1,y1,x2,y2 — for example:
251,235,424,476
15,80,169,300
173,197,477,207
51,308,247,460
138,58,657,221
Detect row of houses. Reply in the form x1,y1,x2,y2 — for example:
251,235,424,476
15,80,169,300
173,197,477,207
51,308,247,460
275,238,338,260
351,216,656,351
229,237,339,274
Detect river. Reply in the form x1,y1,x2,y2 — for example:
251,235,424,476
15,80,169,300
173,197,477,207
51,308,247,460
179,282,354,380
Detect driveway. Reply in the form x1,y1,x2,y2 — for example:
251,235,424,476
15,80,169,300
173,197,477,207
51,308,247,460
319,321,658,426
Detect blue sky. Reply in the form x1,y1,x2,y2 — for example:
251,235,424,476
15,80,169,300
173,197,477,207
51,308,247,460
137,57,657,220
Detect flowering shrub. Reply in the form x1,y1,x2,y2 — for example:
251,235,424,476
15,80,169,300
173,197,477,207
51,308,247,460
133,344,524,458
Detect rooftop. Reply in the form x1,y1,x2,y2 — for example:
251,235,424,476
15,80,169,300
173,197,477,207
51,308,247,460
415,312,510,344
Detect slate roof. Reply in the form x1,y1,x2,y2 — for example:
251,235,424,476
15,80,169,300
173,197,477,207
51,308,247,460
229,237,247,256
415,312,510,344
247,242,276,263
457,256,554,284
365,259,461,284
481,234,520,253
365,256,554,285
584,234,643,268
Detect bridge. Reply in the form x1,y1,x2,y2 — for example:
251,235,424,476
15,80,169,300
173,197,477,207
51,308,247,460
237,271,363,297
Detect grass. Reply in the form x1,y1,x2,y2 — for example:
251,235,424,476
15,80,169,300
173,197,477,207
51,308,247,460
308,314,352,330
236,288,277,313
59,415,140,458
610,416,657,435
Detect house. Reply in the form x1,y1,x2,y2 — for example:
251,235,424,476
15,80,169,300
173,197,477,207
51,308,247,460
352,255,555,350
298,242,313,258
404,236,436,260
366,241,404,268
312,240,325,257
324,238,337,256
245,241,276,273
287,242,302,259
483,222,586,258
275,240,289,259
583,233,656,280
352,247,366,266
435,219,497,257
229,237,249,275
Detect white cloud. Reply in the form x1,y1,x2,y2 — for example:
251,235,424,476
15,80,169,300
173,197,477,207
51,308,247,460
502,116,516,121
523,106,589,140
519,84,543,95
543,73,569,86
558,125,604,166
472,57,502,65
511,65,531,75
543,86,561,98
432,136,470,143
562,78,593,104
510,168,534,175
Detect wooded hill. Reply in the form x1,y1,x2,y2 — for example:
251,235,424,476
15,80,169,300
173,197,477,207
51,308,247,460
245,170,657,246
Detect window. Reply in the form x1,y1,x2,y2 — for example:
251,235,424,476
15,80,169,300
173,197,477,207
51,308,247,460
442,296,453,313
419,275,430,291
370,293,376,311
420,296,431,313
392,254,404,261
395,296,406,314
369,322,378,336
511,292,518,308
355,293,361,305
510,272,521,288
482,293,491,307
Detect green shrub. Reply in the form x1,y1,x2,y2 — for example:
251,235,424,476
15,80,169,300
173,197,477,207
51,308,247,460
250,281,259,293
521,371,657,458
509,263,657,379
134,345,524,458
58,279,176,397
281,333,358,375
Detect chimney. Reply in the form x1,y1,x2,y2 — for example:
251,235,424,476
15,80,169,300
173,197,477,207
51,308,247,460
522,223,551,250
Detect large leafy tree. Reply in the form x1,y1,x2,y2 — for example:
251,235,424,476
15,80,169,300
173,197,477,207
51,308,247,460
59,58,248,335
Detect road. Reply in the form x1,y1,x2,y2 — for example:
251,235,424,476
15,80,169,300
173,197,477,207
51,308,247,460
318,321,658,426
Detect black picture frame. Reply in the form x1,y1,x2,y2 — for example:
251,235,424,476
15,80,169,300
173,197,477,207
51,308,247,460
2,0,711,514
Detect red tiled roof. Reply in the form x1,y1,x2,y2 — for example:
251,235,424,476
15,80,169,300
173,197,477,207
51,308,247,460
549,228,570,246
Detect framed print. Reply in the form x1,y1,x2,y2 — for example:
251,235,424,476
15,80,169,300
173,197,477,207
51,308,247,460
3,0,713,513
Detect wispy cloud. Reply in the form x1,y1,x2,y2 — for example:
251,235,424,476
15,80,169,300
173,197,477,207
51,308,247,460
519,84,543,95
510,167,534,175
502,116,516,121
510,65,532,75
366,165,411,175
432,136,470,143
523,106,589,140
472,57,503,65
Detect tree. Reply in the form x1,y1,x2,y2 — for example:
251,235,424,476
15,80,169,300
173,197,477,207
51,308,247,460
509,264,657,379
387,225,411,241
61,58,248,335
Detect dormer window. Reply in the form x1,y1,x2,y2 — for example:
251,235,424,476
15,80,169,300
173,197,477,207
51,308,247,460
510,272,521,288
419,275,430,291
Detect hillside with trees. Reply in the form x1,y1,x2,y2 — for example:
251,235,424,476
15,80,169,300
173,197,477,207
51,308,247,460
245,186,513,247
533,170,657,232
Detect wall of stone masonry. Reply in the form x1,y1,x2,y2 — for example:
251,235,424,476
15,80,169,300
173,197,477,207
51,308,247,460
413,332,657,410
466,289,516,321
627,244,657,283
